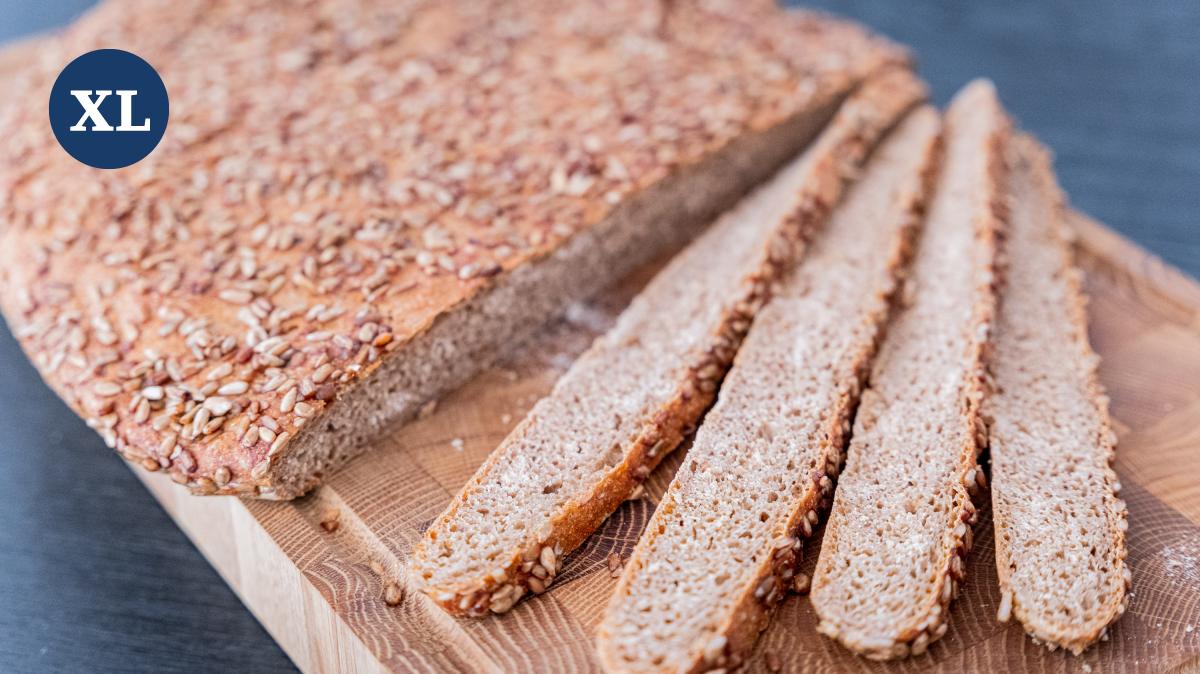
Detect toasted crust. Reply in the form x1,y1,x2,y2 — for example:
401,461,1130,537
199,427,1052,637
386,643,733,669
409,69,928,618
0,0,904,498
809,79,1010,660
987,134,1129,654
594,107,943,674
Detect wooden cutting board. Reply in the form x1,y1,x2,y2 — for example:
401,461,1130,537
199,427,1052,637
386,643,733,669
134,212,1200,674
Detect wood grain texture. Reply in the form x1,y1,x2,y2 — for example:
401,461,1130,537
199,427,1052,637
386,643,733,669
132,212,1200,673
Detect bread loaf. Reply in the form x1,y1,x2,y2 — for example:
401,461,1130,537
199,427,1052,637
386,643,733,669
595,107,942,674
0,0,904,498
987,134,1130,654
809,80,1009,660
410,69,927,617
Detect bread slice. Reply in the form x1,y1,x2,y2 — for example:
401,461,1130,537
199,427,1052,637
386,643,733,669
986,134,1130,654
809,80,1010,660
409,69,928,617
0,1,905,499
595,107,942,674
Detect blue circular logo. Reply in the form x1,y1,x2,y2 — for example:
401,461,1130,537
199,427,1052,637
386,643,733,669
48,49,169,169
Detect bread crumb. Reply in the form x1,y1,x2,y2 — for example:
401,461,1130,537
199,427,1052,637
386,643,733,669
450,438,464,451
1082,664,1092,673
793,573,811,595
607,552,623,577
383,582,404,606
417,399,438,419
319,510,340,533
501,413,513,424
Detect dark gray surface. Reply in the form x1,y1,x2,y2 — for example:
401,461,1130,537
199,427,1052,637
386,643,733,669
0,2,1196,673
0,0,94,43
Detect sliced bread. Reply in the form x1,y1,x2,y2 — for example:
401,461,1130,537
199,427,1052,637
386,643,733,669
0,0,904,499
809,79,1010,660
987,134,1130,653
409,69,928,617
595,106,943,674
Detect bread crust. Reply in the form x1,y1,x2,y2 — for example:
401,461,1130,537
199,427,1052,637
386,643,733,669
810,79,1010,660
410,69,928,618
595,107,943,674
987,134,1129,654
0,0,904,498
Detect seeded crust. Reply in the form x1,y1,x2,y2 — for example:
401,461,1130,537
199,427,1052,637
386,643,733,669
409,70,928,618
809,80,1010,660
0,0,905,498
595,108,943,674
987,134,1130,654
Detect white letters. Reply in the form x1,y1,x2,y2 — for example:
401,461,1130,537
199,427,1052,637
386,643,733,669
69,90,112,131
67,89,151,132
115,90,151,131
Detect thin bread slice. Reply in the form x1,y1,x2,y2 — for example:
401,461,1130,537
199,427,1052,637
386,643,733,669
809,79,1010,660
409,69,928,617
595,107,942,674
987,134,1130,654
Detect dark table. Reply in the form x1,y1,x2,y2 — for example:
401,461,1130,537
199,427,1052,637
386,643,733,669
1,1,1197,672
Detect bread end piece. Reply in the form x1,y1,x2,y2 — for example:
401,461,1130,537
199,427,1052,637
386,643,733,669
0,2,906,500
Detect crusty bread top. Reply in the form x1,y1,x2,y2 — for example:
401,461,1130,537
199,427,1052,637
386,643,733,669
987,134,1129,653
810,80,1009,659
596,107,943,674
0,0,903,496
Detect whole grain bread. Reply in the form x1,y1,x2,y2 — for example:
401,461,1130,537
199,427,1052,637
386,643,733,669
0,0,905,498
987,134,1130,654
409,69,928,617
595,107,943,674
809,80,1010,660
